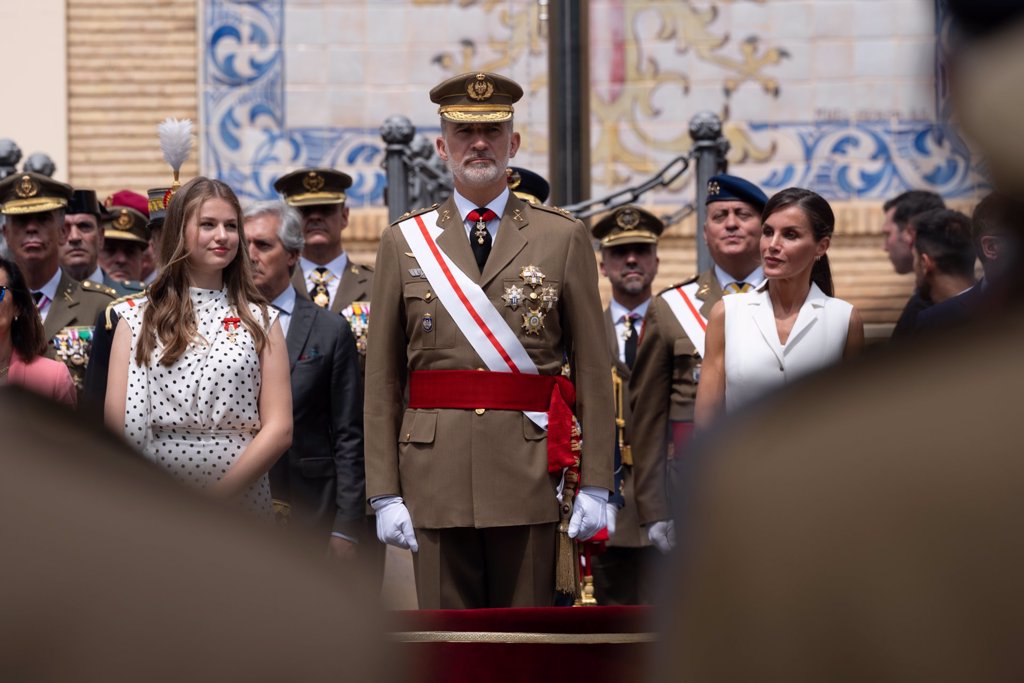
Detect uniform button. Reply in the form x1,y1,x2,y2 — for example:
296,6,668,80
405,433,411,440
425,291,433,301
475,408,485,415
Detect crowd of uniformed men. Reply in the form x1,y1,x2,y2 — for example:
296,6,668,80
0,66,1002,610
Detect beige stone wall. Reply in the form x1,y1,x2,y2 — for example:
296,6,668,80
67,0,200,201
2,0,68,180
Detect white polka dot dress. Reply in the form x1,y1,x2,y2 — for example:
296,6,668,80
117,287,278,518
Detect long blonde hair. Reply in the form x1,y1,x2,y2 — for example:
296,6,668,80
136,176,269,366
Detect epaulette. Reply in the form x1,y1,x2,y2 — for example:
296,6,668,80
119,280,147,293
530,203,577,221
656,274,699,297
80,278,118,298
104,291,147,330
390,204,439,226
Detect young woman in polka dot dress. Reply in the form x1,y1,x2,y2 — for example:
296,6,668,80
104,177,292,518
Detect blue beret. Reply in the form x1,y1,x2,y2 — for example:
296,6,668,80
705,174,768,213
507,167,550,205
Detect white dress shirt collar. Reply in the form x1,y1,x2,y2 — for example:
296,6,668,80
714,264,765,290
270,284,297,337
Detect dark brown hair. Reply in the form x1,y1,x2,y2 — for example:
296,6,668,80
762,187,835,296
136,177,268,366
0,257,47,361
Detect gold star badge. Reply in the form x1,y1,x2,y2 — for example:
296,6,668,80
519,265,545,288
522,308,545,335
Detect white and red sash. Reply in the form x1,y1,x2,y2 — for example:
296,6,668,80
661,281,708,358
397,211,548,430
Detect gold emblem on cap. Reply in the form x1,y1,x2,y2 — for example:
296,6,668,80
15,175,38,199
466,73,495,102
616,208,640,229
707,180,721,196
303,172,325,192
114,210,133,229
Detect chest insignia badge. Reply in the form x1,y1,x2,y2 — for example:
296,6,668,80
422,313,434,333
540,285,558,311
522,308,546,335
519,265,545,288
502,283,524,310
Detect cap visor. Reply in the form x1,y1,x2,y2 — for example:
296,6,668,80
1,197,68,215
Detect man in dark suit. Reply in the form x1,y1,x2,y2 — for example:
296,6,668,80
244,199,369,560
590,205,665,605
916,192,1018,333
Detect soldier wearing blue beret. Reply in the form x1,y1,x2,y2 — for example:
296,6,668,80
629,173,768,554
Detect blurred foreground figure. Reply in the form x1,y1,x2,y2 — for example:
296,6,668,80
657,3,1024,681
0,386,397,682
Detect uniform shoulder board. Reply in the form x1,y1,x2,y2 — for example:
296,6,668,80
390,203,440,226
657,275,699,297
104,291,148,329
80,279,118,298
530,203,577,221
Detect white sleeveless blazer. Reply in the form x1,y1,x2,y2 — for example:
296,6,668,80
723,283,852,412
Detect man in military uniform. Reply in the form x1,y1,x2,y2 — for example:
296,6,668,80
630,174,767,553
98,206,149,291
590,205,663,605
61,189,142,297
0,171,116,391
364,71,614,609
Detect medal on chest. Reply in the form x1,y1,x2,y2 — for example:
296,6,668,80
222,316,241,344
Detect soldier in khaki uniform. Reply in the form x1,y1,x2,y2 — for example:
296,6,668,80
629,174,767,552
0,172,116,391
590,206,664,605
275,169,373,355
364,72,614,609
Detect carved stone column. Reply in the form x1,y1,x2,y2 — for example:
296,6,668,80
689,112,730,273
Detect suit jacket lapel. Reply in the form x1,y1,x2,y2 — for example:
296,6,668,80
433,196,482,284
43,273,80,339
286,295,316,369
291,267,309,301
480,195,528,289
332,264,369,313
749,289,786,369
696,269,722,319
783,284,825,355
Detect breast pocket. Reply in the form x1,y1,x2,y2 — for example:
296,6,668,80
403,282,456,350
672,338,699,386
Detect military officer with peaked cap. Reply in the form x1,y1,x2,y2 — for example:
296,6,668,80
629,174,767,554
0,171,116,392
589,205,665,605
364,71,615,609
98,206,149,292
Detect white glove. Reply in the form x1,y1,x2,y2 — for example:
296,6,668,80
647,519,675,554
370,496,419,552
568,486,610,541
604,503,618,539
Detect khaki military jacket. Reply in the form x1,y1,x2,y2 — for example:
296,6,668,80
629,268,722,525
604,306,649,548
364,193,614,529
292,259,374,314
43,271,117,390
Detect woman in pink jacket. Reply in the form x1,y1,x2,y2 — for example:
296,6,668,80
0,257,76,407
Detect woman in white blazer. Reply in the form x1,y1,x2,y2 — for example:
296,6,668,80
696,188,864,427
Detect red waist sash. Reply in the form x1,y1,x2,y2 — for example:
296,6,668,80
408,370,579,473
